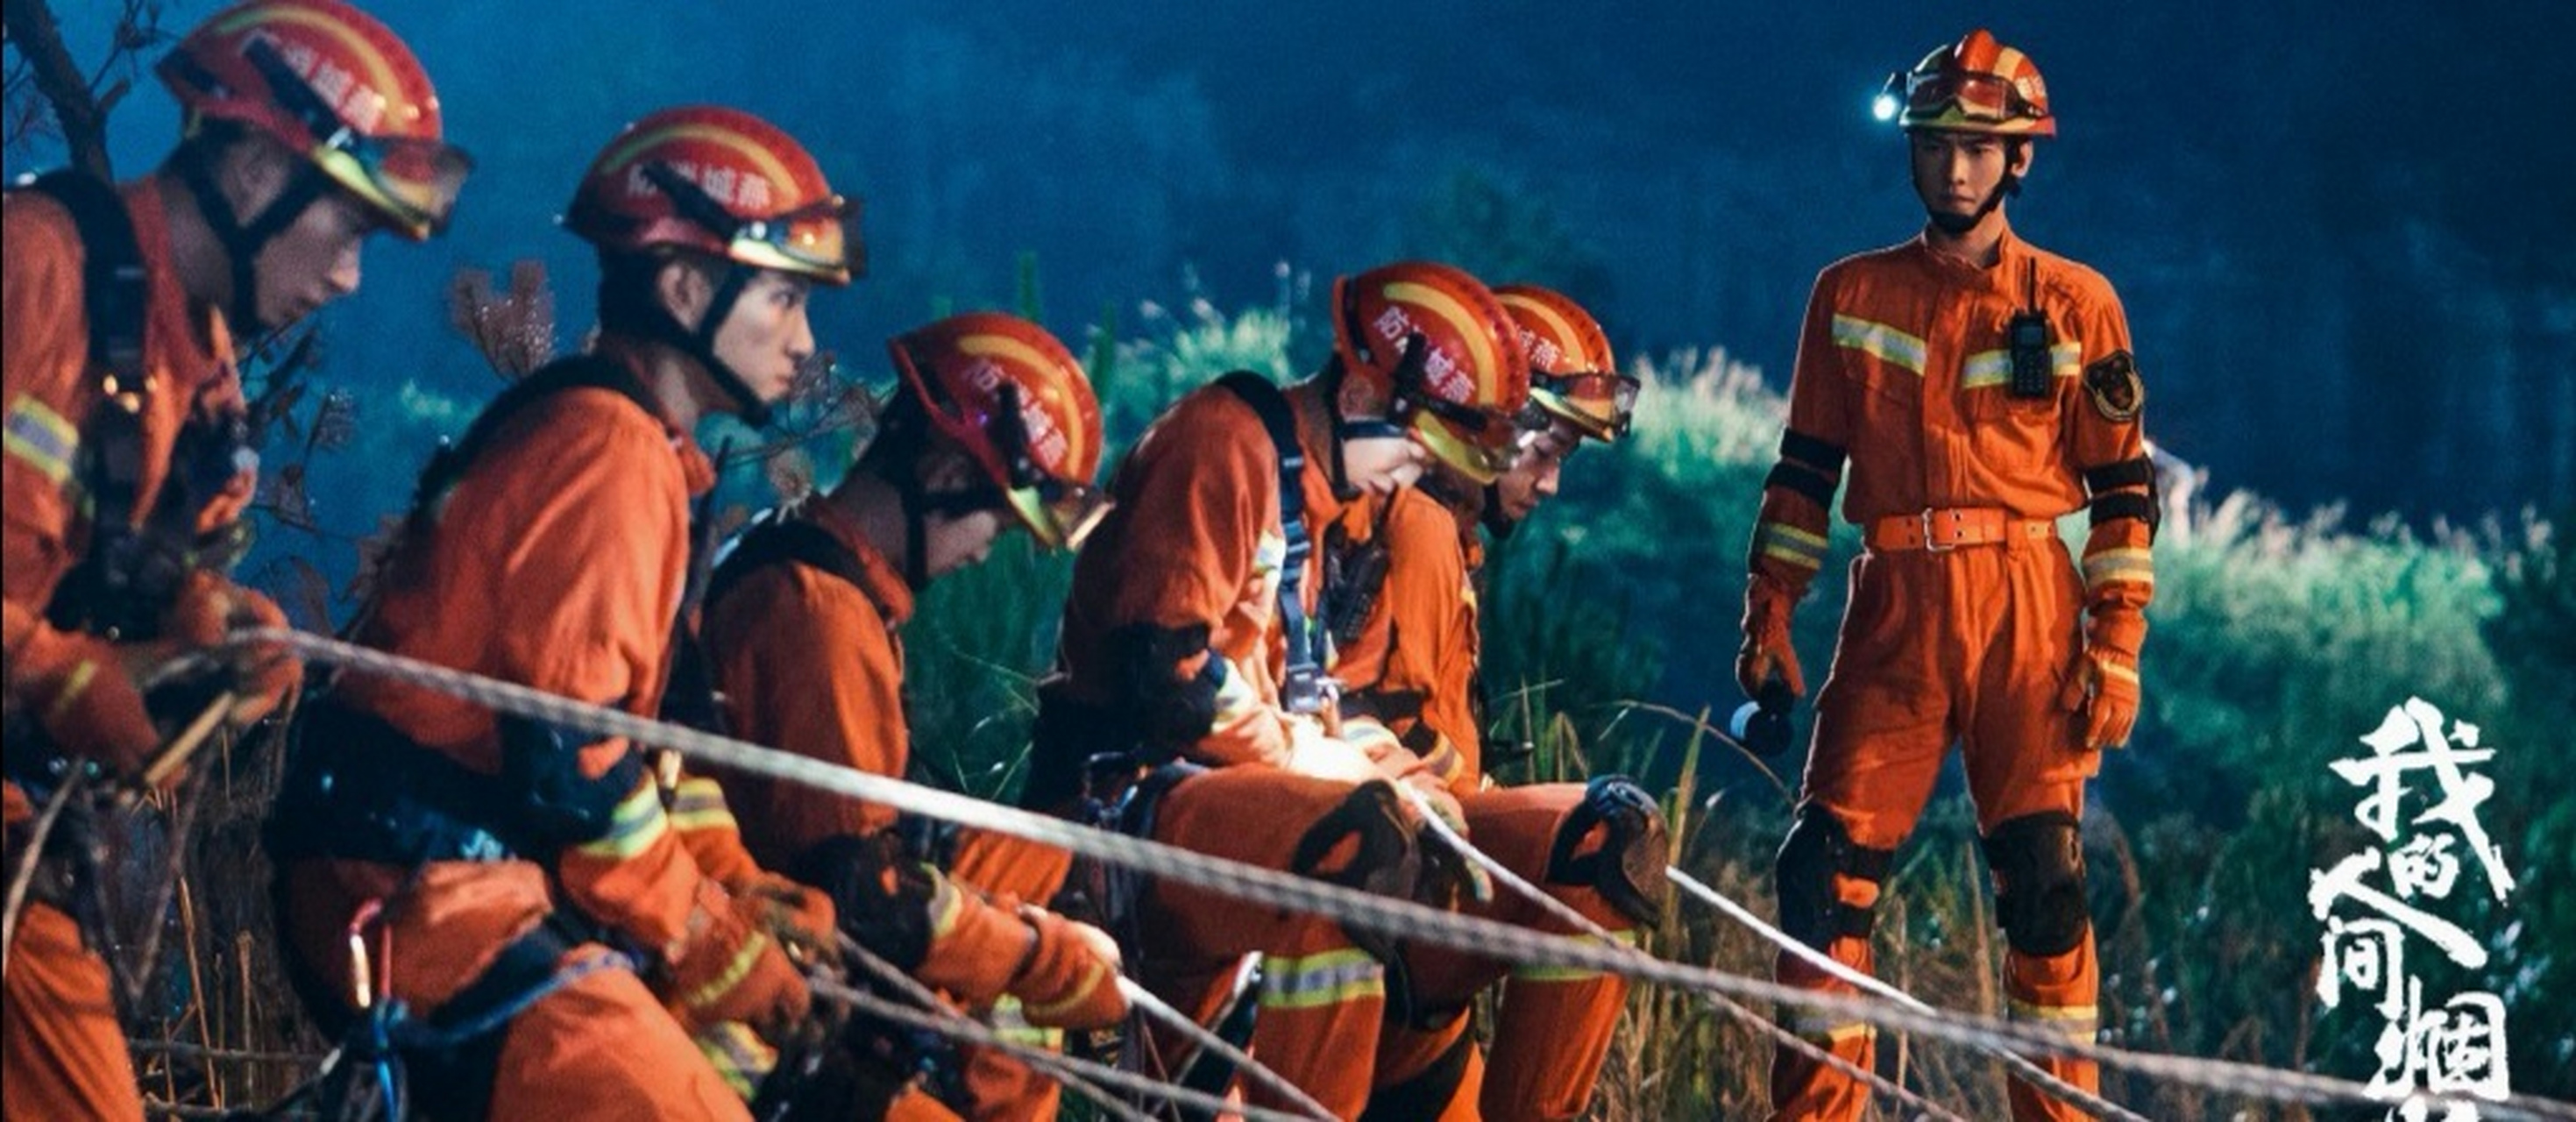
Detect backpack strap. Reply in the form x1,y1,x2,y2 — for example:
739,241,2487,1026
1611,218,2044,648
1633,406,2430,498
1211,372,1330,715
20,170,147,385
703,509,882,621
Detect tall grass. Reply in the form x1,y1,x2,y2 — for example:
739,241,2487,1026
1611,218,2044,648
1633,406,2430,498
131,288,2570,1117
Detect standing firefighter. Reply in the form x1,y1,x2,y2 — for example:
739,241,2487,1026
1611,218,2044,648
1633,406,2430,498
1742,29,2154,1121
699,311,1126,1119
1025,259,1529,1116
3,2,464,1116
268,105,855,1120
1334,284,1664,1122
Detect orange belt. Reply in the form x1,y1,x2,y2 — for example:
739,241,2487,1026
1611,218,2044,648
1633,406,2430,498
1865,508,2055,552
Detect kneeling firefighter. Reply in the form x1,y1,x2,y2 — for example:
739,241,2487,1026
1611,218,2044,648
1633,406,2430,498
697,311,1127,1120
1329,284,1669,1122
268,104,859,1121
1023,259,1530,1117
5,3,461,1117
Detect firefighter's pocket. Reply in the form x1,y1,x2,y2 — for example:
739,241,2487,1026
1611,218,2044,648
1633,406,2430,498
1849,363,1921,412
1961,383,2057,425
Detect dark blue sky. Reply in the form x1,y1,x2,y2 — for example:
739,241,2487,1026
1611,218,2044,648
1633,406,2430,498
19,0,2576,519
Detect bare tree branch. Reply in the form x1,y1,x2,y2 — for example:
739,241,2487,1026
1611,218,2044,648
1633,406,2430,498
3,0,113,178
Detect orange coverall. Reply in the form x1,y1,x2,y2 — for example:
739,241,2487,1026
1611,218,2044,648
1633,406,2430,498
1037,378,1416,1118
277,344,792,1121
1332,486,1644,1122
3,182,252,1122
699,499,1084,1119
1749,229,2154,1121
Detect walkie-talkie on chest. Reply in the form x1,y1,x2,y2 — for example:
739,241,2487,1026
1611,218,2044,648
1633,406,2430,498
2007,259,2053,400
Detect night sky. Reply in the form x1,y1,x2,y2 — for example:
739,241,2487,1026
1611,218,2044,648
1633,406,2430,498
19,0,2576,521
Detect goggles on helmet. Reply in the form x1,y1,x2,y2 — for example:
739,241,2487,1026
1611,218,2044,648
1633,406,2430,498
238,36,471,238
639,160,858,280
1529,369,1641,437
1884,67,2048,126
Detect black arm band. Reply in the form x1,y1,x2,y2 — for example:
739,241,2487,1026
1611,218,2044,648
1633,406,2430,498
2082,456,2156,494
2089,492,2158,529
1779,430,1848,475
1765,461,1839,508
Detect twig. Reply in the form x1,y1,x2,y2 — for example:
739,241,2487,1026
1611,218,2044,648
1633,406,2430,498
2,766,87,982
1614,699,1792,804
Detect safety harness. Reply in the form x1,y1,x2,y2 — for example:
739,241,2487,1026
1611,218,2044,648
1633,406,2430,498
2,173,255,958
265,356,696,1122
1211,373,1332,716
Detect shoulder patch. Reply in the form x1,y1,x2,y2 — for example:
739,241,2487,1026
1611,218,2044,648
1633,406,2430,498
2083,350,2145,423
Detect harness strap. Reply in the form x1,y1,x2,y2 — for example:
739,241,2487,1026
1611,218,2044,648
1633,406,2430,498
1211,373,1330,715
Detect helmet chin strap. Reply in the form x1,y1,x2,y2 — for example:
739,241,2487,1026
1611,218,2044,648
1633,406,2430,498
1480,482,1520,539
1925,138,2026,237
614,261,771,427
176,149,331,335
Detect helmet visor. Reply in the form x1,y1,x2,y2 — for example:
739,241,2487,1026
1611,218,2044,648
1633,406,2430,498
1004,480,1111,551
1530,370,1641,440
1903,70,2046,125
728,195,860,283
239,35,471,239
316,135,472,239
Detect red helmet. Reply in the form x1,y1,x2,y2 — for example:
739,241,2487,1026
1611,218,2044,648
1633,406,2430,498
1331,261,1531,484
1880,28,2055,138
889,312,1107,550
1494,285,1636,442
156,0,469,240
564,105,859,285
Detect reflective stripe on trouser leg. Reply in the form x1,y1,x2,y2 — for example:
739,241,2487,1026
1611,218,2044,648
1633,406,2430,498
1765,933,1879,1122
1139,767,1407,1118
2003,928,2101,1122
947,997,1066,1122
1482,928,1637,1122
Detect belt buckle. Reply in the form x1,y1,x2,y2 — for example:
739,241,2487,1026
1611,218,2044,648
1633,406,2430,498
1920,508,1957,553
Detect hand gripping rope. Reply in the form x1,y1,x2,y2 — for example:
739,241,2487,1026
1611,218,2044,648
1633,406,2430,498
238,629,2576,1122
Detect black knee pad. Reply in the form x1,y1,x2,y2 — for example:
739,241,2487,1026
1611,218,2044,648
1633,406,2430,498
1772,807,1894,950
1544,774,1672,926
1983,811,2090,958
1289,781,1419,964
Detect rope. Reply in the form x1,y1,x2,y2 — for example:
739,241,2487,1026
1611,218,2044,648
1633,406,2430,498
832,940,1154,1122
1404,789,1964,1122
821,949,1315,1122
1117,976,1337,1121
254,628,2574,1122
1665,865,2145,1120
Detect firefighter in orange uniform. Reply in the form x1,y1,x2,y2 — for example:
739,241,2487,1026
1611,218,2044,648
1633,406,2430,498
1336,285,1666,1122
1741,29,2154,1122
698,312,1126,1119
1025,260,1530,1116
3,3,464,1117
267,105,859,1120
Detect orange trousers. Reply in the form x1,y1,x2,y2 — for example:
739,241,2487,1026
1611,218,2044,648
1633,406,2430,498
2,898,138,1122
944,830,1075,1121
280,857,751,1121
1773,543,2101,1122
1137,765,1409,1118
1373,784,1640,1122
